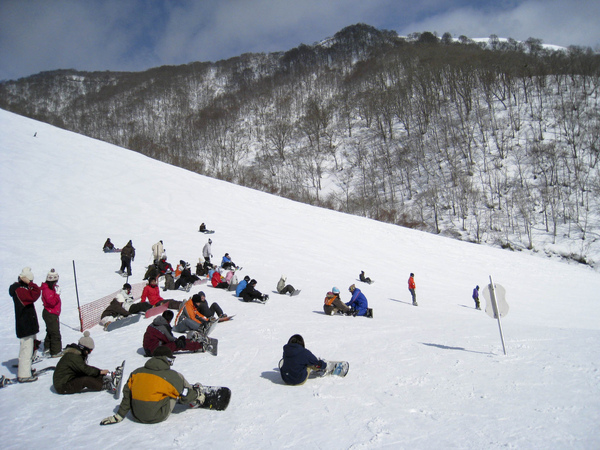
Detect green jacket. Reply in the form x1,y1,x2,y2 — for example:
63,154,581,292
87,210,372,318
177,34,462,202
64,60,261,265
53,345,101,390
117,356,197,424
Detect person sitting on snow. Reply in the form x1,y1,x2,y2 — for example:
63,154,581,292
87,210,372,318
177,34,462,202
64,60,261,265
174,262,199,291
240,279,268,303
100,346,208,425
53,331,120,395
323,287,352,316
220,253,238,270
276,275,297,296
103,238,119,253
211,268,230,289
346,284,370,317
236,275,251,297
141,277,181,310
359,270,373,284
173,292,226,336
142,310,204,356
279,334,327,386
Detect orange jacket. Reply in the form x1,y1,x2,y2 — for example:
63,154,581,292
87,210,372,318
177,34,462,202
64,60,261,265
175,298,207,325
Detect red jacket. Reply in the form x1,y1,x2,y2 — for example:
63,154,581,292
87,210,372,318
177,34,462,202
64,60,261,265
41,282,62,315
141,284,164,306
408,276,416,290
211,271,224,287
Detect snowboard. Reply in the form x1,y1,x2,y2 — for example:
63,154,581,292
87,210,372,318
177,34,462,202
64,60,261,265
186,335,218,356
321,360,349,378
113,360,126,400
190,385,231,410
104,314,141,331
115,270,130,278
291,289,301,296
218,315,235,322
145,303,169,319
0,365,56,388
199,230,215,234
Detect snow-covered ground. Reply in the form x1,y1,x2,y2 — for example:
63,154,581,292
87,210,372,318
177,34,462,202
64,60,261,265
1,109,599,449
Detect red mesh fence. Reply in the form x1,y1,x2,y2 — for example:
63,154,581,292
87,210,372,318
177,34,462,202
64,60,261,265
79,282,146,331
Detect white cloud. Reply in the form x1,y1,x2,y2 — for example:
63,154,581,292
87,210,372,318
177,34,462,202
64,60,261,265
397,0,600,48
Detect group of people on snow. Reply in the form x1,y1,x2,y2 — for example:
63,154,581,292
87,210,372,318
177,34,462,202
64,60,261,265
9,227,483,427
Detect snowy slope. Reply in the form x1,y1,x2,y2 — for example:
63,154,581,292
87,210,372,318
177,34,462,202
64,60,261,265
0,109,599,449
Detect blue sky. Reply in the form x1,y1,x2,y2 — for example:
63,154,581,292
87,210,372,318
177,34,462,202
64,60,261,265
1,0,598,81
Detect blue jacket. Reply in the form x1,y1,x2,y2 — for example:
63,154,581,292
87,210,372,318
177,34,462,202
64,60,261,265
221,255,232,267
280,343,325,386
236,280,248,297
346,288,368,316
472,288,479,300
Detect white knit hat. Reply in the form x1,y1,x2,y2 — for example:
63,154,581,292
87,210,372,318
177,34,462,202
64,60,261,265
46,268,59,282
20,267,34,282
78,331,95,350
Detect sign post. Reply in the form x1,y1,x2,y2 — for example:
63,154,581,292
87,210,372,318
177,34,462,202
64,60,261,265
482,275,509,355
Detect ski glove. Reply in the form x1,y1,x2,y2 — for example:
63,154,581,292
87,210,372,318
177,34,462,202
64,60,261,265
100,413,123,425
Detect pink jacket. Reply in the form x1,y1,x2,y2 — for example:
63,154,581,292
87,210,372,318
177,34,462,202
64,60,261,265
41,282,62,316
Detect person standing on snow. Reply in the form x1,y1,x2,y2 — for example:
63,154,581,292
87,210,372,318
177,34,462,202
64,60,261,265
279,334,327,386
202,239,213,265
472,285,480,310
119,240,135,277
9,267,42,383
151,240,164,264
408,273,417,306
41,268,63,357
100,346,207,425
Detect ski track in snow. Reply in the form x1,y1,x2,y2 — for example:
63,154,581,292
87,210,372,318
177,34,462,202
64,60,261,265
0,110,599,449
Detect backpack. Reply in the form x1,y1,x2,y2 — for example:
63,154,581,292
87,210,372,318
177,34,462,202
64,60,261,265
164,272,175,290
228,274,239,291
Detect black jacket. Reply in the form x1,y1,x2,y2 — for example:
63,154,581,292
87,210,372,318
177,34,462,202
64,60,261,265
9,279,41,338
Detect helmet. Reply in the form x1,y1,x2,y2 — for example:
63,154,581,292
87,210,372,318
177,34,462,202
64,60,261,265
349,284,356,292
332,287,340,294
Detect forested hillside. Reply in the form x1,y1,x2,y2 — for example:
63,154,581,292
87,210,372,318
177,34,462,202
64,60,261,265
1,24,599,265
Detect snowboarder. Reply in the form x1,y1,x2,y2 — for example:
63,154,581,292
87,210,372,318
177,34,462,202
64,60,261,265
236,275,251,297
472,285,481,310
41,268,63,357
100,346,208,425
279,334,327,386
408,273,417,306
211,269,230,289
346,284,369,316
9,267,42,383
173,292,226,334
53,331,119,394
143,310,204,356
175,262,200,291
202,239,213,264
116,283,153,314
151,240,164,264
220,253,237,270
141,277,181,309
276,275,297,296
323,287,352,315
359,270,373,284
103,238,119,253
118,240,135,277
240,279,268,303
